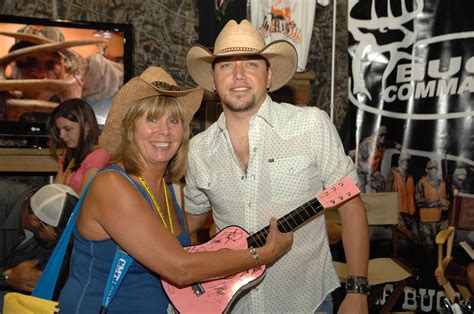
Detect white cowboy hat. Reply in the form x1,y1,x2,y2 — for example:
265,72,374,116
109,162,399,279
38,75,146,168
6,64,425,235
186,19,297,92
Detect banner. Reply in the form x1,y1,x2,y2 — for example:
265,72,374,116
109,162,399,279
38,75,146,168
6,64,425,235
348,0,473,312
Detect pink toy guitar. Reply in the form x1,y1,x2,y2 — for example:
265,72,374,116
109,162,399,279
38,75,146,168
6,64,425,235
162,176,360,313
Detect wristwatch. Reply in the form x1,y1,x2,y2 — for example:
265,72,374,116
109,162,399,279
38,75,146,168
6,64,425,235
0,273,8,282
346,275,370,295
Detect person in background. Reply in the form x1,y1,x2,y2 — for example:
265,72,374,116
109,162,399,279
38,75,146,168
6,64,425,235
47,98,111,195
352,125,404,193
416,160,449,252
58,66,293,313
184,20,369,313
386,151,417,233
451,167,467,195
0,182,77,304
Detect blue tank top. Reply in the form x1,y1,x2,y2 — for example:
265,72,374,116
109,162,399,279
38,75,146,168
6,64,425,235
58,165,191,313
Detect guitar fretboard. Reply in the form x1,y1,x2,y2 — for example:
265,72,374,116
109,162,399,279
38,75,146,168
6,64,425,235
246,198,324,248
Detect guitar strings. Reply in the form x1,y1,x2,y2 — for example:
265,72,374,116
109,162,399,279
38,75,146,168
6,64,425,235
247,179,353,248
248,199,323,248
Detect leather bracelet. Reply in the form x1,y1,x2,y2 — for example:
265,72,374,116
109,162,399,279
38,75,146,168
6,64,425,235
346,275,369,295
249,247,260,267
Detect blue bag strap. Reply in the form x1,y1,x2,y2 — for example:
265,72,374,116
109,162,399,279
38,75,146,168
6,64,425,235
100,248,133,312
32,178,95,299
99,165,156,312
33,165,160,304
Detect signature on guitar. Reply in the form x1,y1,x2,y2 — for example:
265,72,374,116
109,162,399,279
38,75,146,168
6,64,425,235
162,176,360,313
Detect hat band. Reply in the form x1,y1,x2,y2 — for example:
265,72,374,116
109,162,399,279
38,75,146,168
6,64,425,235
151,81,181,91
215,47,260,55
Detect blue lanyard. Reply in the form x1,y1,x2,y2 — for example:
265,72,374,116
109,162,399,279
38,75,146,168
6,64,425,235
101,247,134,311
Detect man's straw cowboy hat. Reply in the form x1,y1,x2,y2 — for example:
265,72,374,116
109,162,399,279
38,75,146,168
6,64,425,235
99,66,203,154
186,19,297,92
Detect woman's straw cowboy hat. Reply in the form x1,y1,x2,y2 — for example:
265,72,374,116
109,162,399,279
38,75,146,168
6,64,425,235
99,66,203,154
186,19,297,92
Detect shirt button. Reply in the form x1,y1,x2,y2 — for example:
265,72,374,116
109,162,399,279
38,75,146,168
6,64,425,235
251,175,255,179
248,203,253,208
289,168,294,173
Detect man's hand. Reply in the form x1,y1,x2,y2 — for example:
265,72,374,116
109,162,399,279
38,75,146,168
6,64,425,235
4,260,43,292
338,293,368,314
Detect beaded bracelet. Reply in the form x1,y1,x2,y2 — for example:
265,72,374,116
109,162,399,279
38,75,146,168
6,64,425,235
249,247,260,266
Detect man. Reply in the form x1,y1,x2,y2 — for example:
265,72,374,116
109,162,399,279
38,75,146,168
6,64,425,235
184,20,369,313
0,181,77,297
0,25,123,123
386,151,416,232
415,160,449,251
451,167,467,195
353,125,400,193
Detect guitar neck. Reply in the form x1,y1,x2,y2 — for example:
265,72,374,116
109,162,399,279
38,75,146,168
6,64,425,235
245,176,359,249
246,198,323,248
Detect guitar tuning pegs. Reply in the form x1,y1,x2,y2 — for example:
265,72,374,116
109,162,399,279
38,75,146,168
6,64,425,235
324,192,329,196
331,187,336,191
338,196,343,200
330,200,335,204
339,182,344,186
346,192,351,196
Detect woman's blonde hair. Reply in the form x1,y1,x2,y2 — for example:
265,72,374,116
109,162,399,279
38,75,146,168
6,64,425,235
110,95,190,183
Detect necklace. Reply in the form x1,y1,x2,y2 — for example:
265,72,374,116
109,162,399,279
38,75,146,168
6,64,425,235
61,158,75,184
138,176,174,235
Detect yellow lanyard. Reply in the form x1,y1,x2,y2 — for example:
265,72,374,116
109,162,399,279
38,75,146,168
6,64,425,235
138,176,174,235
62,158,75,184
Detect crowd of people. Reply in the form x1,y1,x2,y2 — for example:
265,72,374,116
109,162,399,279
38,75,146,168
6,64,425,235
352,124,474,311
353,129,472,253
1,19,373,313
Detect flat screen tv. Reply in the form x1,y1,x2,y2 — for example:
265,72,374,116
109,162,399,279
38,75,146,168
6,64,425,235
0,14,133,148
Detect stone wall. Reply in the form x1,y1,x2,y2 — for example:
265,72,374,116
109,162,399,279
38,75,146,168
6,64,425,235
0,0,348,126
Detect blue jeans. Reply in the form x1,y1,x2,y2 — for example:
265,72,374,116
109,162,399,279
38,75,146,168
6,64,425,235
0,290,7,310
315,293,333,313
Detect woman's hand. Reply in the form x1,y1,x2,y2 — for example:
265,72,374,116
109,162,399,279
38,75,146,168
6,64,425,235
260,218,293,264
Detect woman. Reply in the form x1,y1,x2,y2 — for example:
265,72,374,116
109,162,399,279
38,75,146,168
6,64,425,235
47,98,111,195
58,67,293,313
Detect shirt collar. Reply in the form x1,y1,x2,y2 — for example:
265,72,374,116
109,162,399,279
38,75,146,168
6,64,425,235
255,95,274,127
216,94,275,131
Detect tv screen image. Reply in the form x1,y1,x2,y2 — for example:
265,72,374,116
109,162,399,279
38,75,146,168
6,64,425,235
0,15,133,148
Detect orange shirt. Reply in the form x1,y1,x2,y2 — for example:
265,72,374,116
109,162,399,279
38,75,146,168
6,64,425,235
392,170,415,215
418,177,447,207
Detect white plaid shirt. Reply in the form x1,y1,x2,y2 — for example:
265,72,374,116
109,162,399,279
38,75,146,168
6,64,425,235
185,95,357,313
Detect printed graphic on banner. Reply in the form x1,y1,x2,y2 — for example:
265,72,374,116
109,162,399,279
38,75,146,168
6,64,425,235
250,0,323,72
348,0,474,312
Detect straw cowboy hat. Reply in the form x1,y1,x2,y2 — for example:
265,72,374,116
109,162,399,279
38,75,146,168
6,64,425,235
186,19,297,92
99,66,204,154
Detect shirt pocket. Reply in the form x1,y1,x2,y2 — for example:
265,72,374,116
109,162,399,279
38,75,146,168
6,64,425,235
269,155,311,203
